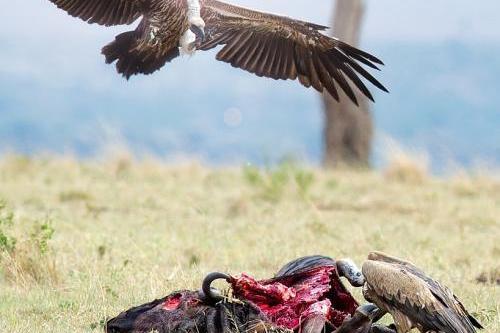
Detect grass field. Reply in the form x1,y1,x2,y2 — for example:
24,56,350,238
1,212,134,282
0,156,498,332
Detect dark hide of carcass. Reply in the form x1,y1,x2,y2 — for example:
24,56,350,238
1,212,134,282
106,266,360,333
106,290,288,333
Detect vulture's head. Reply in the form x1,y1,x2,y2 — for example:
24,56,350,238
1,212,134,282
336,258,365,287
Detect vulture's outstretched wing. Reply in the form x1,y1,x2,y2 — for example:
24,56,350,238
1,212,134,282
201,0,387,105
362,258,482,333
48,0,143,26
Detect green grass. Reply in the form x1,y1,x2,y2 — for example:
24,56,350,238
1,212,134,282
0,156,498,332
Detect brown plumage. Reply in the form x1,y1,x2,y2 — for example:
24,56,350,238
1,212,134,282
362,252,483,333
47,0,387,105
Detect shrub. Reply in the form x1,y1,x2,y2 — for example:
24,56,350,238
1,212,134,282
0,201,16,253
243,163,315,202
384,150,429,184
0,202,59,287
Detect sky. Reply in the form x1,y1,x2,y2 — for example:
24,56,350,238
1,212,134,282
3,1,499,43
0,1,499,169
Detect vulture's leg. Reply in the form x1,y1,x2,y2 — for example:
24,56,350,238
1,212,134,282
333,304,380,333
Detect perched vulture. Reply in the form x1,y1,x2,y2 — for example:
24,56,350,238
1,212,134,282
362,251,484,333
46,0,387,104
276,255,396,333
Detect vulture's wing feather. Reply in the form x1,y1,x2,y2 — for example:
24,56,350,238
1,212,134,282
367,252,483,330
201,1,387,104
48,0,143,26
204,0,329,32
363,260,481,333
362,261,437,310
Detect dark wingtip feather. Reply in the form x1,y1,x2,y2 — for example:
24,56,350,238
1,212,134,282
377,83,389,93
468,315,484,329
334,50,389,94
339,42,385,66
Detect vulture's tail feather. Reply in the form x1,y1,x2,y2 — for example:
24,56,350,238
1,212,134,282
102,29,179,79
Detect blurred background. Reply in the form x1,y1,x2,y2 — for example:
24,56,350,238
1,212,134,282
1,0,499,172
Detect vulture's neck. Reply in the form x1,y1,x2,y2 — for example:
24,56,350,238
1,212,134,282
187,0,201,20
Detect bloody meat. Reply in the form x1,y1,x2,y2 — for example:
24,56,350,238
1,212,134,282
230,266,358,329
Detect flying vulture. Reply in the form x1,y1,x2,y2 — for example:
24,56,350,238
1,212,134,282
362,251,484,333
46,0,388,105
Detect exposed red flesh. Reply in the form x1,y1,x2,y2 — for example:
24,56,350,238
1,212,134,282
231,266,358,329
162,293,183,311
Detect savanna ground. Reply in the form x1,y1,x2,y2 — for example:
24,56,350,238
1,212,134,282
0,155,498,332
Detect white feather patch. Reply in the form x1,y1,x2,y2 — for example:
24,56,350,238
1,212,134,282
186,0,202,22
179,29,196,55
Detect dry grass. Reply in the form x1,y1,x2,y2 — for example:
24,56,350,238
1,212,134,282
0,156,499,332
383,144,429,185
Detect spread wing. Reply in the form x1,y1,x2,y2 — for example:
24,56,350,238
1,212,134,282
47,0,143,26
200,0,387,105
362,260,482,333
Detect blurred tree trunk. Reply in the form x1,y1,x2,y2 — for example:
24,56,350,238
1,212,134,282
322,0,373,168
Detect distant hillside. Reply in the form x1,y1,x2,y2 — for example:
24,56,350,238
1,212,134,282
0,41,498,170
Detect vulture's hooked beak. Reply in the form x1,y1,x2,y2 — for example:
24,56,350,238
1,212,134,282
190,25,206,44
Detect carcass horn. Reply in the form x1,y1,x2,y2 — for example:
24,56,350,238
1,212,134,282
201,272,231,303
